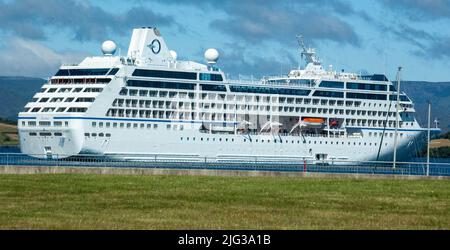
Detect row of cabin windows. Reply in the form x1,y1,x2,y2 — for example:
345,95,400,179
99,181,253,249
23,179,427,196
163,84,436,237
23,121,69,127
118,87,407,108
91,121,185,131
84,133,111,138
34,97,95,103
112,99,196,109
115,90,399,113
368,132,404,137
27,107,87,113
28,132,63,137
55,68,119,76
39,87,103,93
106,106,409,127
319,80,395,92
132,69,224,82
50,78,111,84
107,109,196,120
180,136,390,147
126,81,228,92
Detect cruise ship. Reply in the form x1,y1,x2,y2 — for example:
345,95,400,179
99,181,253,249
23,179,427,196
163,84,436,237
17,27,439,162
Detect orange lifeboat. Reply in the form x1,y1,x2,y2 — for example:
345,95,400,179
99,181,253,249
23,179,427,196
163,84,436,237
302,118,324,123
301,117,325,128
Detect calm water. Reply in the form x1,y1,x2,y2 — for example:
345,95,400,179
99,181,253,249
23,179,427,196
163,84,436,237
0,146,449,163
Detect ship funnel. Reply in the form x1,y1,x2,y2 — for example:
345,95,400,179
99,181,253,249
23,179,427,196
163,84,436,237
127,27,172,65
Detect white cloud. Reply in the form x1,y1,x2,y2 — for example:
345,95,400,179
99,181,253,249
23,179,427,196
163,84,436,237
0,38,88,77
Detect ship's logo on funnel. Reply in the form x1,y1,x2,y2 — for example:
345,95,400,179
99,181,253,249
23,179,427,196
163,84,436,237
148,39,161,54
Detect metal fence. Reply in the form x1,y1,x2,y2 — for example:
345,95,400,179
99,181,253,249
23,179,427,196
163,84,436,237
0,153,449,177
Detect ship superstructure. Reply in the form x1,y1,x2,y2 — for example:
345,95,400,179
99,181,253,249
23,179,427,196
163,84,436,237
17,27,437,162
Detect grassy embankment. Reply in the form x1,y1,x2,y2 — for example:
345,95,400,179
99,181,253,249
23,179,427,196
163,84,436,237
0,121,18,145
0,174,448,229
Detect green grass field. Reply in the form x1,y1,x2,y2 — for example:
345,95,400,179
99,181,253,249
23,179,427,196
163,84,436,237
0,174,449,229
0,122,18,145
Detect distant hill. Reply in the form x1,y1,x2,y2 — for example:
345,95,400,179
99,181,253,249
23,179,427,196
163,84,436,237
0,76,449,131
402,81,450,131
0,76,46,121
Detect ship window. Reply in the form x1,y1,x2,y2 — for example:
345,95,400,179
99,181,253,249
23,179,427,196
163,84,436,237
58,88,71,93
47,88,57,93
39,98,49,103
65,98,75,102
200,84,226,92
54,121,62,127
76,97,95,102
56,107,66,112
346,82,387,91
312,91,343,98
99,122,103,128
133,123,138,128
99,133,104,137
229,85,310,96
84,88,103,93
67,107,87,112
55,68,119,76
92,122,96,127
319,81,344,88
120,123,124,128
132,69,197,80
73,88,83,93
389,95,410,102
347,92,387,100
119,89,128,95
127,80,195,90
106,133,111,137
84,133,90,137
28,121,36,126
39,132,52,136
92,133,97,137
31,107,41,112
199,73,223,81
54,132,62,136
41,107,55,112
29,132,37,136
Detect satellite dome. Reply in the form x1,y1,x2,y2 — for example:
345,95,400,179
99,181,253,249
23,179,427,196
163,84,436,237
204,48,219,64
101,40,117,56
169,50,177,61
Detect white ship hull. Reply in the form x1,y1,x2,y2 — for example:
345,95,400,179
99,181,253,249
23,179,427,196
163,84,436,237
18,117,429,163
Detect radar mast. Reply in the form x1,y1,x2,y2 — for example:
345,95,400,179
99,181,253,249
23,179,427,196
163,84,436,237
296,35,321,66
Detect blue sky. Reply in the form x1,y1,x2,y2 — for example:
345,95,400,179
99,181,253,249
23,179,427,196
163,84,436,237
0,0,450,81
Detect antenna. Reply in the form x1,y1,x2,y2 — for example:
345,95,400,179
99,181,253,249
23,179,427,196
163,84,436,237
392,66,402,169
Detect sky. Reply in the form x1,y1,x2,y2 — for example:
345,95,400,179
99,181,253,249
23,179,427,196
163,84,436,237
0,0,450,81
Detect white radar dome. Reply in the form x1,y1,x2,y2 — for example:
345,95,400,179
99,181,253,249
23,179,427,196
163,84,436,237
169,50,177,61
204,48,219,64
101,40,117,56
